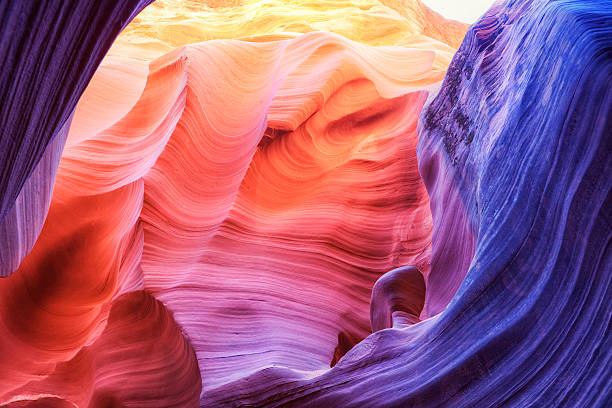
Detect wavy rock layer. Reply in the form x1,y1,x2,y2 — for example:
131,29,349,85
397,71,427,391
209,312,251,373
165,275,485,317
0,0,464,403
0,46,193,405
141,34,440,390
3,0,610,406
200,0,612,406
0,0,152,278
109,0,466,61
4,291,201,407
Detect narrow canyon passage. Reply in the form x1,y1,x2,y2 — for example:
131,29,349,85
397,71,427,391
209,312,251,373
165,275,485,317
0,1,609,407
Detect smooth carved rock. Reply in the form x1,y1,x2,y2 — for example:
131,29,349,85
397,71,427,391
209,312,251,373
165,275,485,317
0,1,463,404
0,0,152,277
1,0,610,406
370,266,426,332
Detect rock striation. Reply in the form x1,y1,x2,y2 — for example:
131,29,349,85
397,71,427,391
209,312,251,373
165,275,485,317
0,1,462,405
1,0,610,406
0,0,153,277
202,0,612,406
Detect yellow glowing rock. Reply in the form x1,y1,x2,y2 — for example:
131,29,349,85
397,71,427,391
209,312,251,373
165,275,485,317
108,0,466,71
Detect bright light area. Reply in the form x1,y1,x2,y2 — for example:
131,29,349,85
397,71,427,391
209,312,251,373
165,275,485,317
421,0,498,23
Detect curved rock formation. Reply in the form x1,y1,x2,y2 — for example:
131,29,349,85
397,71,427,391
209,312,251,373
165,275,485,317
108,0,466,60
202,0,612,406
370,266,425,331
4,291,201,407
141,33,440,390
0,1,463,405
2,0,610,406
0,45,190,403
0,0,153,277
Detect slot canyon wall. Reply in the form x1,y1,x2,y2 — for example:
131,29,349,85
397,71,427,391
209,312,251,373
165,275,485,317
0,0,610,407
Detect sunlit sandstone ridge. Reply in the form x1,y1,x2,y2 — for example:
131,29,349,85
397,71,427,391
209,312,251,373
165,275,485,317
108,0,467,60
0,1,468,406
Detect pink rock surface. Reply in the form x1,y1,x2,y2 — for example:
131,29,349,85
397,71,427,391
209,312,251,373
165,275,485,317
2,0,610,406
0,31,446,404
141,33,438,390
